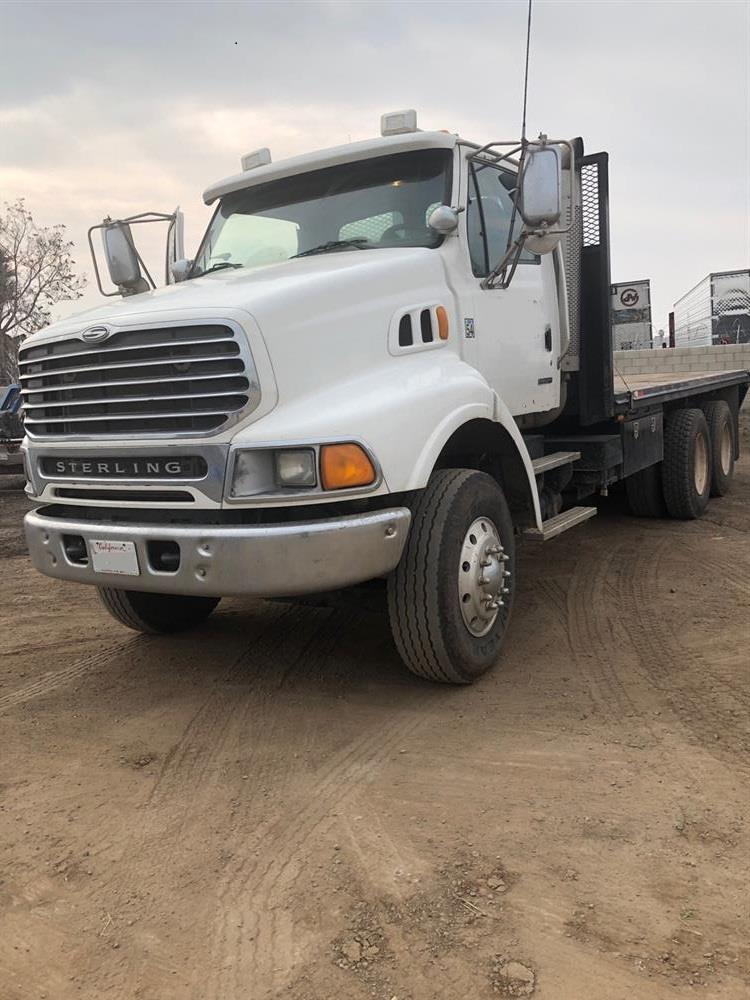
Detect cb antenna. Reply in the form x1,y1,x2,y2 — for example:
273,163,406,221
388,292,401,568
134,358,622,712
520,0,533,145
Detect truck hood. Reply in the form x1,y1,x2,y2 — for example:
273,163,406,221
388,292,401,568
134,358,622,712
30,249,443,340
26,248,452,410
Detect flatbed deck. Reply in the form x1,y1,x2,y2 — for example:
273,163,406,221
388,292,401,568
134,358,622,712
613,368,750,411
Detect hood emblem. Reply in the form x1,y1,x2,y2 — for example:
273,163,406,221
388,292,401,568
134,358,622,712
81,325,113,344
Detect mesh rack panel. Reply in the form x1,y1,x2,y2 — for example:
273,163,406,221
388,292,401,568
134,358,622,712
581,162,602,248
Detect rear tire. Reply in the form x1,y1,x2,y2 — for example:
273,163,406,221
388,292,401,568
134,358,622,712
703,400,734,496
662,408,711,519
97,587,220,634
626,462,666,517
387,469,516,684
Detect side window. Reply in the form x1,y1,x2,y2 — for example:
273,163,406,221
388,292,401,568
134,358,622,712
467,162,538,278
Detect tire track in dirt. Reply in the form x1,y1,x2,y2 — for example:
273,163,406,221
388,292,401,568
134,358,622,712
95,604,327,889
0,636,146,716
565,543,657,726
100,603,359,997
201,704,435,1000
614,538,750,763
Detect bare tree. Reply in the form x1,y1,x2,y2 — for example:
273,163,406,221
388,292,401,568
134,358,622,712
0,200,86,381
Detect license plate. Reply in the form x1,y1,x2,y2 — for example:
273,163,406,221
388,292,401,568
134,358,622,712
90,539,140,576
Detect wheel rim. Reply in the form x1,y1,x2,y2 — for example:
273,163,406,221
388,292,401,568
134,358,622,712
719,422,732,476
694,432,709,495
457,516,510,637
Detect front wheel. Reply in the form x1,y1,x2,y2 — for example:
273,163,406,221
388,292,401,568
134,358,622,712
97,587,220,634
387,469,516,684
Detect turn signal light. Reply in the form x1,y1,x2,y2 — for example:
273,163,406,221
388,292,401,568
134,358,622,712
320,443,376,490
436,305,449,340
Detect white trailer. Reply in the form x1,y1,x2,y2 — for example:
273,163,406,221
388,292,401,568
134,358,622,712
673,269,750,347
611,279,652,350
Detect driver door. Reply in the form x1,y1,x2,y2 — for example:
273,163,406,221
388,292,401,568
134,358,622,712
463,160,560,417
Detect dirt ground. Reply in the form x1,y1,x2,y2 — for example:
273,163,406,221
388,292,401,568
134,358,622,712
0,454,748,1000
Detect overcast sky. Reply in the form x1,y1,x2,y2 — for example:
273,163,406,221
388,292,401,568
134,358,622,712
1,0,748,332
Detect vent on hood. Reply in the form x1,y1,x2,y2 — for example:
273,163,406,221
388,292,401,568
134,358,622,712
389,305,448,355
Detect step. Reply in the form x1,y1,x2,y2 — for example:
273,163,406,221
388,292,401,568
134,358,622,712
524,505,597,542
531,450,581,475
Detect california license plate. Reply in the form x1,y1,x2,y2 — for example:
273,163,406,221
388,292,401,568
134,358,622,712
90,539,140,576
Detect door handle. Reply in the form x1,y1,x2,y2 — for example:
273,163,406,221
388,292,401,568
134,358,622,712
544,325,552,351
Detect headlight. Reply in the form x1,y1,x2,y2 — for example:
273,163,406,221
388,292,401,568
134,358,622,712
229,443,377,499
274,449,316,488
230,447,317,497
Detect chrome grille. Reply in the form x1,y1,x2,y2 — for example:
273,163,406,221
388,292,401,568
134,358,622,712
18,323,259,438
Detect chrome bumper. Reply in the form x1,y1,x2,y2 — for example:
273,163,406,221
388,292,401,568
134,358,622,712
24,507,411,598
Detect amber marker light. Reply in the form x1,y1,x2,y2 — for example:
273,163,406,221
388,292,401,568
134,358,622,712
436,306,449,340
320,443,376,490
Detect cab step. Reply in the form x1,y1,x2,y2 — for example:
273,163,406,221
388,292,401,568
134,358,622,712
524,505,597,542
531,450,581,475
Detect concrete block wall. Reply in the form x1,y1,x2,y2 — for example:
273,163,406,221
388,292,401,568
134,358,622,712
613,344,750,377
615,345,750,434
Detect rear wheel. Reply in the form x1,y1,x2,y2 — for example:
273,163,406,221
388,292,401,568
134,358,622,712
387,469,516,684
626,462,666,517
98,587,220,634
662,408,711,519
703,400,734,496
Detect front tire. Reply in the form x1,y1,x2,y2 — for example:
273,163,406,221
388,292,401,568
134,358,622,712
387,469,516,684
98,587,220,634
662,408,711,519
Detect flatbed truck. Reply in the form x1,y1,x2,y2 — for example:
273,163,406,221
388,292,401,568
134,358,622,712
19,113,749,682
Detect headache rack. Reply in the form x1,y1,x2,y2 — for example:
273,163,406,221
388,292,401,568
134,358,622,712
18,322,260,439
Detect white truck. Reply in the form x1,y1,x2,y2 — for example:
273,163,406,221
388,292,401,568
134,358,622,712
20,112,750,683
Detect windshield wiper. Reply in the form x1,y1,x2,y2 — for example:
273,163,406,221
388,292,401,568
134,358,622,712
291,238,370,259
191,261,243,278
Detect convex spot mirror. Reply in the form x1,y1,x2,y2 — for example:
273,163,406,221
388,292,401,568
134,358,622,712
102,223,142,289
519,146,562,229
428,205,460,234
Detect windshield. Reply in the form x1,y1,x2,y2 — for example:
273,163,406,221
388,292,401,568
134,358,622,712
191,148,453,276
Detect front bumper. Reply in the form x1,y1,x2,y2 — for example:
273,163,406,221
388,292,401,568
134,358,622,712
24,507,411,598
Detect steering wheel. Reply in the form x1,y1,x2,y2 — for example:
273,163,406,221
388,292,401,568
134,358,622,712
379,223,407,243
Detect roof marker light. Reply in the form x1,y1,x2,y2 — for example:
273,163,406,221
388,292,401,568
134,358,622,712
380,109,418,136
240,148,272,171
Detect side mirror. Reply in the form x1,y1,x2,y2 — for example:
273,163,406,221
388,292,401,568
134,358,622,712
171,259,193,283
519,146,562,228
102,222,146,292
428,205,460,234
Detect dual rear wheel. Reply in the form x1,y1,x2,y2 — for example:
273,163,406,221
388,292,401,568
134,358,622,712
626,402,735,520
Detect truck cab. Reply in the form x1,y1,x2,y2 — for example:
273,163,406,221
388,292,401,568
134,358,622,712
20,112,748,683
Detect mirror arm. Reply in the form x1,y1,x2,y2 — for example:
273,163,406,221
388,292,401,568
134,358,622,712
481,233,528,291
124,228,156,293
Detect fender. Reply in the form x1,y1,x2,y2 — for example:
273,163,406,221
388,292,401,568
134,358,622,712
408,391,543,531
